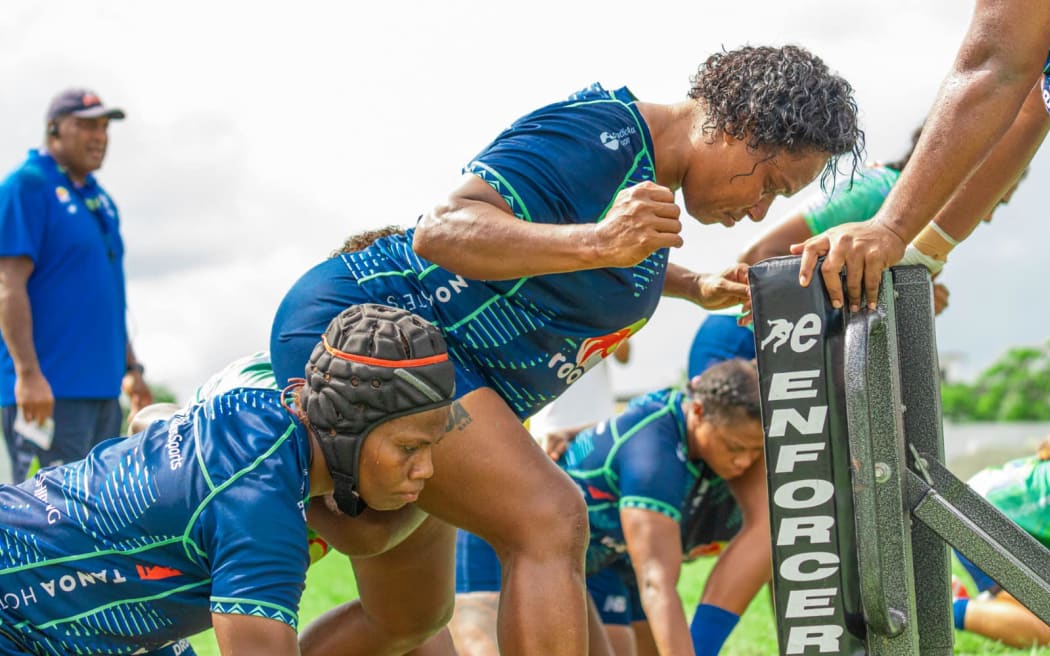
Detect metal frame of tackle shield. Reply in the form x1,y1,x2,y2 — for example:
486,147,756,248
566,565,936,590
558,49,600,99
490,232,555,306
749,258,1050,656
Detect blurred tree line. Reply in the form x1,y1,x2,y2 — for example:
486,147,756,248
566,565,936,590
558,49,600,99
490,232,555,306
941,341,1050,422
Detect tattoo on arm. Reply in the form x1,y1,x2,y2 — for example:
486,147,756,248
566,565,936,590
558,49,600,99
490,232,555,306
445,401,473,432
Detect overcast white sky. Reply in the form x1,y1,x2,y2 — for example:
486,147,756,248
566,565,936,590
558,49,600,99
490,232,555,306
1,0,1045,402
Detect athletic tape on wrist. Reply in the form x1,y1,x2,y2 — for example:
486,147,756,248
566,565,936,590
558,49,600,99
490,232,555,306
898,244,946,275
910,222,957,262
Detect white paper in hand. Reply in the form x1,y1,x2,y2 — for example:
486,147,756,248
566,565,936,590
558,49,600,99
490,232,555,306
14,408,54,451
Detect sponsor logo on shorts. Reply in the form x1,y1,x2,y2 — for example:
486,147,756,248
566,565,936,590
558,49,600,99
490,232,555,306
547,318,647,386
600,126,637,151
602,594,628,613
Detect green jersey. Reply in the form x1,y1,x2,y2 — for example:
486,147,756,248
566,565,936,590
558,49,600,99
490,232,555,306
969,456,1050,548
801,165,900,236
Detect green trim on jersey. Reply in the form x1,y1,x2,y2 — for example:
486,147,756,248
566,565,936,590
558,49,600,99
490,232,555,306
210,596,300,630
621,495,682,522
596,149,652,222
569,392,696,520
467,160,534,223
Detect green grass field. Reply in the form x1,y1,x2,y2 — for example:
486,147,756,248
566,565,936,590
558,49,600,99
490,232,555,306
187,553,1050,655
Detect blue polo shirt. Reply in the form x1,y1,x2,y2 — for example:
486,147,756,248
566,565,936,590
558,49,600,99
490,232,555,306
0,150,127,403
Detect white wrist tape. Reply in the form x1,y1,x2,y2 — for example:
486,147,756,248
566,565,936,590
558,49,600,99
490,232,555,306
928,222,960,247
897,244,946,275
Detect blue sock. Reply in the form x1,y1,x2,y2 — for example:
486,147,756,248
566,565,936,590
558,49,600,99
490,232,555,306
691,603,740,656
953,598,969,630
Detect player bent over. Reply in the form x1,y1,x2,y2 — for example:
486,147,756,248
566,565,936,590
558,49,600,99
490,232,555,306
449,359,767,656
0,304,453,656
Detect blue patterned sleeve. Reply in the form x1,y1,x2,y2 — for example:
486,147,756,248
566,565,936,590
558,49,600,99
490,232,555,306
615,425,694,522
466,99,654,225
197,436,310,630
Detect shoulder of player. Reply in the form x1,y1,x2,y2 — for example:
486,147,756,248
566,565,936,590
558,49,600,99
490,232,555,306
196,388,302,454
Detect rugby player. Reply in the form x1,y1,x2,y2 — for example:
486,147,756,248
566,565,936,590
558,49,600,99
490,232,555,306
0,304,453,655
448,360,766,656
273,45,863,656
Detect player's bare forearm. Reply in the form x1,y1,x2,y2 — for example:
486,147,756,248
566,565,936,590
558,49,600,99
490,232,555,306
623,508,693,655
415,175,684,280
415,198,600,280
0,256,41,376
873,0,1049,242
212,613,299,656
931,80,1050,242
702,459,772,614
662,263,749,310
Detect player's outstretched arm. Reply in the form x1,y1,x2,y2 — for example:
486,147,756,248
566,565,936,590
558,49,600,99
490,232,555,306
685,459,770,655
796,0,1050,310
922,80,1049,245
622,508,695,656
212,613,299,656
662,262,750,312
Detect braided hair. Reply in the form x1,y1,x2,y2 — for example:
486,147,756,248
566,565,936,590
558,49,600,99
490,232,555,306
688,358,760,426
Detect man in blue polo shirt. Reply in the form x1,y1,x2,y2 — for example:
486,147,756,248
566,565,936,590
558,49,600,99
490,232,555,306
0,88,152,482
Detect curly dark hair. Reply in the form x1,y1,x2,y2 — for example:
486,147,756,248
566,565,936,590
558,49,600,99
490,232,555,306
688,45,864,188
330,225,405,257
688,358,761,425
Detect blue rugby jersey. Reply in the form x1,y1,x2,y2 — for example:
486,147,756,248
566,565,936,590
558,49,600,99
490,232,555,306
560,389,704,574
272,84,667,420
0,388,311,655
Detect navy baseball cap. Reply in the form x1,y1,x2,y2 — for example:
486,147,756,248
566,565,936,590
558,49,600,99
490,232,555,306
46,88,126,123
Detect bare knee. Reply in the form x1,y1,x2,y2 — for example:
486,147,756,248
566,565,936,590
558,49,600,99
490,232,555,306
307,597,456,653
496,477,589,562
380,600,456,648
